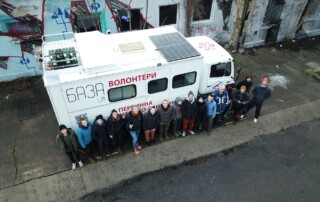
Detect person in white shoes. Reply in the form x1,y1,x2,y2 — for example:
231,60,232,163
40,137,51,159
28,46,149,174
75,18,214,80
244,77,271,123
56,125,83,170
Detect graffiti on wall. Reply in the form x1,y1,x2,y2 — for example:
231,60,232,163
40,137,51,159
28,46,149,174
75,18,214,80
51,7,71,38
192,24,218,36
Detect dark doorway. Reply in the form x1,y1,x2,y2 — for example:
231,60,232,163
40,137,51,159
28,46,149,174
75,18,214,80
130,9,141,30
265,21,281,44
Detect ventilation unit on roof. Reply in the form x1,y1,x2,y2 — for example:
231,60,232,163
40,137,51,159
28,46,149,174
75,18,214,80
118,42,145,53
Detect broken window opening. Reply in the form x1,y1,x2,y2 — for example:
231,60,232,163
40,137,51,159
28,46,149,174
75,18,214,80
159,4,178,26
193,0,213,21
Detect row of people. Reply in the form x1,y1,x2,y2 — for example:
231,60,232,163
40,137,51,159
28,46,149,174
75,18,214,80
56,76,271,170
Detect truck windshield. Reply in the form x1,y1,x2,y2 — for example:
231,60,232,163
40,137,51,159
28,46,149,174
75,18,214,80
210,62,231,77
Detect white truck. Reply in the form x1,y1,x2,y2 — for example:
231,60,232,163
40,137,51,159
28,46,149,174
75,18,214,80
39,27,238,130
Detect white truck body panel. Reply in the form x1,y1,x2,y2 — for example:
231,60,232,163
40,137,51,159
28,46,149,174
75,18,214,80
41,27,234,130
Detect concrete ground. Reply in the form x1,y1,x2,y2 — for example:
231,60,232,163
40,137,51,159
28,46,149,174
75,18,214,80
78,118,320,202
0,41,320,201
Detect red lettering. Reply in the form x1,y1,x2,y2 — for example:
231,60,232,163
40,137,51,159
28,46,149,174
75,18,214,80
150,72,156,79
142,74,147,80
132,76,138,82
109,81,114,87
114,80,120,86
120,78,126,85
126,77,132,83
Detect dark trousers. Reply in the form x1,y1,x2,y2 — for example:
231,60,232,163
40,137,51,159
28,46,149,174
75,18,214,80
159,123,170,138
97,139,109,157
233,103,246,121
173,118,182,133
84,142,93,161
246,100,263,119
66,150,81,163
205,115,214,131
111,130,123,148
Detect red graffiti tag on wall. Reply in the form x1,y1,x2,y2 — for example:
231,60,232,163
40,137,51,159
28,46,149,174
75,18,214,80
198,42,216,51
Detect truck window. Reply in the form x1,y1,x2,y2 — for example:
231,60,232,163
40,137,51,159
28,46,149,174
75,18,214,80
210,62,231,77
108,85,136,102
172,72,197,88
148,78,168,94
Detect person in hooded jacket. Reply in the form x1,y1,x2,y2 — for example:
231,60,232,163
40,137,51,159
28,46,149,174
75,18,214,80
182,91,197,136
91,114,110,159
56,124,83,170
126,106,143,155
77,118,95,163
195,97,207,132
107,109,124,155
213,86,229,125
232,85,249,123
236,75,253,93
172,97,183,137
205,94,217,132
157,99,174,140
244,77,271,123
143,106,159,144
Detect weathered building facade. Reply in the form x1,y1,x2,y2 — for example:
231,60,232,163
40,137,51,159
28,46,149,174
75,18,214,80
0,0,319,81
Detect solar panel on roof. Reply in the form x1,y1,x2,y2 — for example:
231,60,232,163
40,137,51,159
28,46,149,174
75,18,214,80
149,32,200,62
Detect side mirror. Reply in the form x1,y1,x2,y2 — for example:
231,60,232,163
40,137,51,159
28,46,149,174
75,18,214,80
235,66,241,82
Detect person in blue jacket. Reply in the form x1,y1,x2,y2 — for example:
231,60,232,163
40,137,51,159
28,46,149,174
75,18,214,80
77,118,95,163
205,94,217,132
213,85,229,125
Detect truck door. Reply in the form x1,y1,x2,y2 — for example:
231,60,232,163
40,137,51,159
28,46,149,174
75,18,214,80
206,61,233,93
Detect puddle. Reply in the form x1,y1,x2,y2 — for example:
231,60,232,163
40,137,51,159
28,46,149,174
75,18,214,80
268,74,289,90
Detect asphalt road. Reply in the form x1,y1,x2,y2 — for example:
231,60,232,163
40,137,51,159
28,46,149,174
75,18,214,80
76,118,320,202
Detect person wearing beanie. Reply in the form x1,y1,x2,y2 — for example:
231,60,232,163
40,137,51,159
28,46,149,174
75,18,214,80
143,106,159,144
56,124,83,170
172,97,183,137
157,99,174,140
126,105,143,155
236,75,253,93
232,85,249,123
91,114,110,159
212,85,229,125
107,109,125,155
182,91,197,136
77,118,95,163
244,77,271,123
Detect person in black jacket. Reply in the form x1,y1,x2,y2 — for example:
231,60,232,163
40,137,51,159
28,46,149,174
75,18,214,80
195,96,207,132
126,106,143,155
143,106,159,144
91,114,110,159
182,91,197,136
236,75,253,93
245,77,271,123
157,99,174,140
232,85,249,123
107,109,124,155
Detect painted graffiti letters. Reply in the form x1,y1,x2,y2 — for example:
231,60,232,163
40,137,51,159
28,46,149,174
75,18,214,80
199,42,216,51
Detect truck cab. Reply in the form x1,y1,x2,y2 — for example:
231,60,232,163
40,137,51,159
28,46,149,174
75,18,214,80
187,36,235,95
